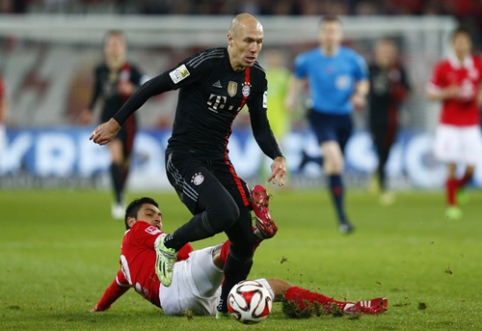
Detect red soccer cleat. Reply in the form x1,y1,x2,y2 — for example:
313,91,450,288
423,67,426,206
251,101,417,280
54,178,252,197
344,297,388,315
251,185,278,239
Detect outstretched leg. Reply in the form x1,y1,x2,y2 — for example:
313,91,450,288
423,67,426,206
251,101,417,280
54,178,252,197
265,278,388,315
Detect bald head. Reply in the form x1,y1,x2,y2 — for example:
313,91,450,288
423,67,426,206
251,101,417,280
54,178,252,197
227,13,264,71
229,13,263,39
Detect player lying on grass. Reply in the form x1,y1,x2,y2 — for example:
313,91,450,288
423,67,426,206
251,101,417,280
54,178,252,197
91,193,387,317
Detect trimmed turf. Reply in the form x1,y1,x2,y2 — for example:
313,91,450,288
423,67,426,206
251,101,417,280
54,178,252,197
1,189,481,330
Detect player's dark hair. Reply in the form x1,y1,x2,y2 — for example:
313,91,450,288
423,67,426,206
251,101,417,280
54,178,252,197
124,197,159,230
451,26,472,41
319,15,342,26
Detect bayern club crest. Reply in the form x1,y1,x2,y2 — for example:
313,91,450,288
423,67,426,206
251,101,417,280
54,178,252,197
242,84,251,97
191,173,204,185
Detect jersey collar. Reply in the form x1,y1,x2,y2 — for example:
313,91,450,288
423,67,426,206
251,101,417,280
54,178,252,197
319,46,340,58
447,51,473,69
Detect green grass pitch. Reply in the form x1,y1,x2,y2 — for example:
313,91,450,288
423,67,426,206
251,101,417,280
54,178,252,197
1,188,481,330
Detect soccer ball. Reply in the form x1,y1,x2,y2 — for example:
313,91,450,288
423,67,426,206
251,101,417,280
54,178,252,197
227,280,273,324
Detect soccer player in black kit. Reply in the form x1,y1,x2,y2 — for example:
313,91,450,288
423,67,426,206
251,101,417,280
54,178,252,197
90,14,287,317
79,30,146,219
368,38,410,205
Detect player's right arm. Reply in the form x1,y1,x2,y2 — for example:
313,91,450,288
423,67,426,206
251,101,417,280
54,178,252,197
91,270,131,312
426,63,460,101
285,76,306,111
285,53,308,112
91,51,211,146
0,79,6,122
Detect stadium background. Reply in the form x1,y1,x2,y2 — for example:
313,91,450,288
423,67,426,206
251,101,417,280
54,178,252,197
2,2,482,331
1,0,482,191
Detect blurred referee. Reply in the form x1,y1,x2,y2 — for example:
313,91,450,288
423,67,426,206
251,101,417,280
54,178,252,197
286,15,369,234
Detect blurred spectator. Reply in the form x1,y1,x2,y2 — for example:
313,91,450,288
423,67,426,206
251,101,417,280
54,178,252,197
235,0,262,15
355,1,379,15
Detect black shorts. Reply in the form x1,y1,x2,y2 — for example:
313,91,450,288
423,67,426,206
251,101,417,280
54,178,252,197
165,150,251,215
308,110,353,152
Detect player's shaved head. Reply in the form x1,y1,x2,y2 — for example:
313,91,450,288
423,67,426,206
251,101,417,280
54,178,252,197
227,13,264,71
229,13,263,38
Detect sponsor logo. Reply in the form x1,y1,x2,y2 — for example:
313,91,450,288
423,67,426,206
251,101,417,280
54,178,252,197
191,172,204,185
145,226,161,235
228,81,238,97
336,75,351,90
169,64,190,84
242,84,251,97
212,80,222,88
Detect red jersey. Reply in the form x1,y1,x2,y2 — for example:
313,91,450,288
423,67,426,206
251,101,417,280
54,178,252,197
427,54,482,126
94,221,193,311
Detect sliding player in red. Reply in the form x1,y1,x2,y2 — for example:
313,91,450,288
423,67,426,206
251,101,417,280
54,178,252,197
91,195,387,317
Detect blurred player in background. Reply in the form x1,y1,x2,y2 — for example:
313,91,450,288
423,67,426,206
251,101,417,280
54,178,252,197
0,77,8,158
368,38,411,205
91,197,388,317
79,30,146,219
286,15,369,234
426,26,482,220
260,48,291,184
90,14,287,317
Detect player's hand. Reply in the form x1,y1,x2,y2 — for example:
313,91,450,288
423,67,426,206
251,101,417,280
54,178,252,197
118,81,135,96
285,95,297,112
444,85,461,99
351,93,366,111
78,109,93,125
90,118,121,145
268,156,287,186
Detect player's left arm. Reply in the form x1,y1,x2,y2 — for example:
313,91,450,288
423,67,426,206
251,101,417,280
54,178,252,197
91,270,131,312
476,82,482,107
248,80,287,186
0,79,8,122
392,66,411,103
476,58,482,107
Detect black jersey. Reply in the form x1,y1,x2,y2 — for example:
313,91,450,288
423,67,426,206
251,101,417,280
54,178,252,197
368,64,410,129
89,62,144,123
114,47,282,159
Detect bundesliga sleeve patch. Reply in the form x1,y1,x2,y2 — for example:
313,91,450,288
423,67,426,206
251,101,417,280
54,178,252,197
169,64,190,84
263,91,268,108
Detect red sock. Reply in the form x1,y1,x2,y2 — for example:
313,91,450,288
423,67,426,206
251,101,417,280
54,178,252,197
285,286,348,313
446,178,457,206
219,240,231,264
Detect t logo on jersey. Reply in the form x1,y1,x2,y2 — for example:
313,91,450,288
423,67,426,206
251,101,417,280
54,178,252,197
207,94,231,113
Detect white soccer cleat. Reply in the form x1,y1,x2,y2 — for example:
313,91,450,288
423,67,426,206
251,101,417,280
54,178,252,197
111,202,125,220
